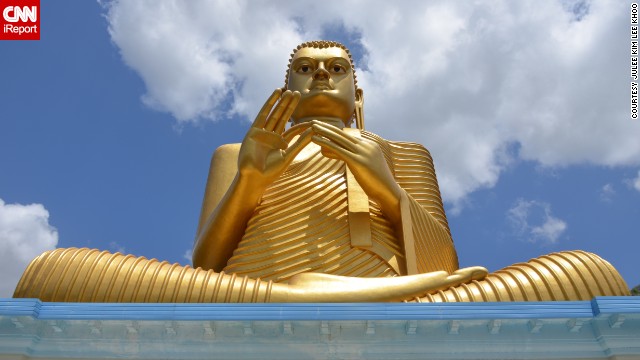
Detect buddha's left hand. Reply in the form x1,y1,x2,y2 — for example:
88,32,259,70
281,266,488,302
310,121,402,219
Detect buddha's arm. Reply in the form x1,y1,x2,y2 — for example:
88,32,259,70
387,140,459,273
388,141,450,233
310,121,404,228
193,145,260,272
195,143,240,238
310,122,458,274
193,90,313,271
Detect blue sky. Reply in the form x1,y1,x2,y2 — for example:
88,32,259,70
1,0,638,297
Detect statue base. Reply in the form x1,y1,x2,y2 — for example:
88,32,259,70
1,298,639,359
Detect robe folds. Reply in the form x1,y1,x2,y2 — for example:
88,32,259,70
13,132,630,302
223,131,458,281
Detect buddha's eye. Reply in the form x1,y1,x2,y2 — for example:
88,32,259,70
298,65,312,73
331,65,346,73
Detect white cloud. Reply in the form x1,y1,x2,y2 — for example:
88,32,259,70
507,199,567,244
103,0,640,207
633,171,640,192
600,183,615,202
0,199,58,297
183,248,193,264
104,0,308,122
108,241,126,254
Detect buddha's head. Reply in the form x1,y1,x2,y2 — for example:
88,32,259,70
285,40,364,128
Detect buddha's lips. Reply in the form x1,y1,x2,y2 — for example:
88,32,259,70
310,81,333,90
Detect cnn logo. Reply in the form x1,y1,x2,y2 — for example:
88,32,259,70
1,0,40,40
3,6,37,22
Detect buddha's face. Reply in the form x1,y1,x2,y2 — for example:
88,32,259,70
287,47,357,126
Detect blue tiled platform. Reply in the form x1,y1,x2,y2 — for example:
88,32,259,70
1,297,639,359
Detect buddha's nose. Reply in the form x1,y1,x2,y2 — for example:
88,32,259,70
313,64,330,80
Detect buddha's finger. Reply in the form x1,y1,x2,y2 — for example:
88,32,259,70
273,91,300,134
312,135,354,162
264,91,293,132
312,123,358,152
312,120,360,144
282,122,313,143
253,89,282,129
450,266,488,283
283,129,314,163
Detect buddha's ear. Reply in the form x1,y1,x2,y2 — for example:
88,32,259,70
355,88,365,130
355,88,364,105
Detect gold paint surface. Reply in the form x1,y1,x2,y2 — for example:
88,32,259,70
13,40,630,302
420,251,630,302
222,148,400,281
344,128,373,249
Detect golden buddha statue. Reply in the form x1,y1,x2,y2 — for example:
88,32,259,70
13,41,629,303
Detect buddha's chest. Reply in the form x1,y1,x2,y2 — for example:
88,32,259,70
223,155,401,281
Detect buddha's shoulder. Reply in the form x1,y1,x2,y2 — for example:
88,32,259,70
207,143,241,168
212,143,241,157
364,131,433,158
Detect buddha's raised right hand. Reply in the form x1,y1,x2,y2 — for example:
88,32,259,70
194,89,316,271
237,89,314,190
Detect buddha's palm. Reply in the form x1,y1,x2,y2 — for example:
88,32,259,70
237,89,313,191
